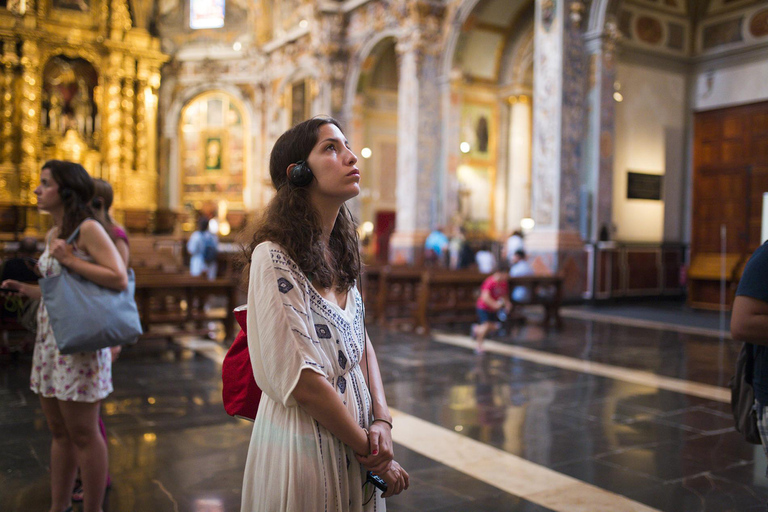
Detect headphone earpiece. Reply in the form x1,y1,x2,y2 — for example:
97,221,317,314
288,160,314,188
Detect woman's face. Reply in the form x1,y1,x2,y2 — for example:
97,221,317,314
34,168,62,213
301,123,360,202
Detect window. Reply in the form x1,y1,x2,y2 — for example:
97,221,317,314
190,0,225,29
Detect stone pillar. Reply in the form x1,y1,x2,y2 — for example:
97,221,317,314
506,94,532,233
583,20,618,242
530,0,588,297
389,4,446,264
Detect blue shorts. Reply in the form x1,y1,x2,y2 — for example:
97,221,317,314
477,308,499,324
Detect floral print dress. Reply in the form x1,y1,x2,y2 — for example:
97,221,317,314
29,236,113,402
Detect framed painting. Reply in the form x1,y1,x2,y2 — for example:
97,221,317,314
461,102,494,161
202,130,227,173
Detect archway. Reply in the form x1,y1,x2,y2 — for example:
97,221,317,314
177,91,249,234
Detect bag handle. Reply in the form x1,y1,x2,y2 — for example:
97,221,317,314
65,218,93,245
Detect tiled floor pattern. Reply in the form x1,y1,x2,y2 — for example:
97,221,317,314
1,307,767,511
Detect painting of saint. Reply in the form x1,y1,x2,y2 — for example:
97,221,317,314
461,103,494,160
204,136,223,171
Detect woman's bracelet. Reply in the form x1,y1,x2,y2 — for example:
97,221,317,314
372,418,393,430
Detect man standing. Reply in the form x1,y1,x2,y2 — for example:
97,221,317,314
731,241,768,498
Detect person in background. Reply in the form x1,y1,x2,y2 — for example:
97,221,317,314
0,236,39,283
472,260,511,354
509,249,535,303
475,242,496,274
731,241,768,503
187,216,218,280
2,160,127,512
91,179,129,267
504,229,525,265
424,226,449,267
448,226,471,270
65,178,131,503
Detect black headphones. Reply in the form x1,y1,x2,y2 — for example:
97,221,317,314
288,160,314,188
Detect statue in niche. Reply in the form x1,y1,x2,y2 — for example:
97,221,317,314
72,77,93,135
48,88,64,133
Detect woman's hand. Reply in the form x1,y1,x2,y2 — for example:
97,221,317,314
49,239,75,267
355,421,394,474
379,460,409,498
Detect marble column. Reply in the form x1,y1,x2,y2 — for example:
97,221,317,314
506,94,532,234
530,0,588,298
390,21,445,265
583,23,618,242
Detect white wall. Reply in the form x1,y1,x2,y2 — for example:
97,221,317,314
695,59,768,111
613,62,686,242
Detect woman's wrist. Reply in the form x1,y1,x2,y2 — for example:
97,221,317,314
356,427,370,455
372,417,393,430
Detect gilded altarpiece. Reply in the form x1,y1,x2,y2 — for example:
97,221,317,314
0,0,167,236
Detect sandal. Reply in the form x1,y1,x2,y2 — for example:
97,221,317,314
71,478,83,502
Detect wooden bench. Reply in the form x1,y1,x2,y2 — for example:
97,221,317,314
506,275,563,328
370,266,424,329
412,271,564,334
416,271,486,333
134,274,239,341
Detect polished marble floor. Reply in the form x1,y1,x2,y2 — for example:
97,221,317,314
1,301,766,512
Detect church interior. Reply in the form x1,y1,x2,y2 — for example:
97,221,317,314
3,0,768,511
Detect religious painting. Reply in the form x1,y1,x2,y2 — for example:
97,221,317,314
203,134,224,171
190,0,225,29
461,102,494,161
291,80,307,127
180,92,246,209
42,56,98,140
52,0,90,12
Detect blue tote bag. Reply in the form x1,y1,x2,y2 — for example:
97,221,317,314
39,223,143,355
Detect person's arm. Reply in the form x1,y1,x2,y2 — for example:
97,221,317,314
115,238,129,266
731,295,768,346
479,287,504,311
355,331,394,473
0,279,41,299
51,220,127,291
292,369,370,455
379,460,409,498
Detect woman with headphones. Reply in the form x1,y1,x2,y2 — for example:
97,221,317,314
2,160,128,512
239,117,408,511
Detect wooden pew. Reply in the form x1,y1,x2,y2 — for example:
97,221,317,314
373,266,424,329
507,275,563,328
133,273,239,341
414,271,564,334
415,270,486,334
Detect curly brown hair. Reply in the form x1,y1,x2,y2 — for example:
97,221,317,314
241,116,360,292
43,160,97,241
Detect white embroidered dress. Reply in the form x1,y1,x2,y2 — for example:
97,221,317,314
240,242,384,512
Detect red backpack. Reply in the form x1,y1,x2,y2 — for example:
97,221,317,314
222,306,262,421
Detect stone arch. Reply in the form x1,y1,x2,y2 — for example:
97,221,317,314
341,28,403,126
166,84,256,209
